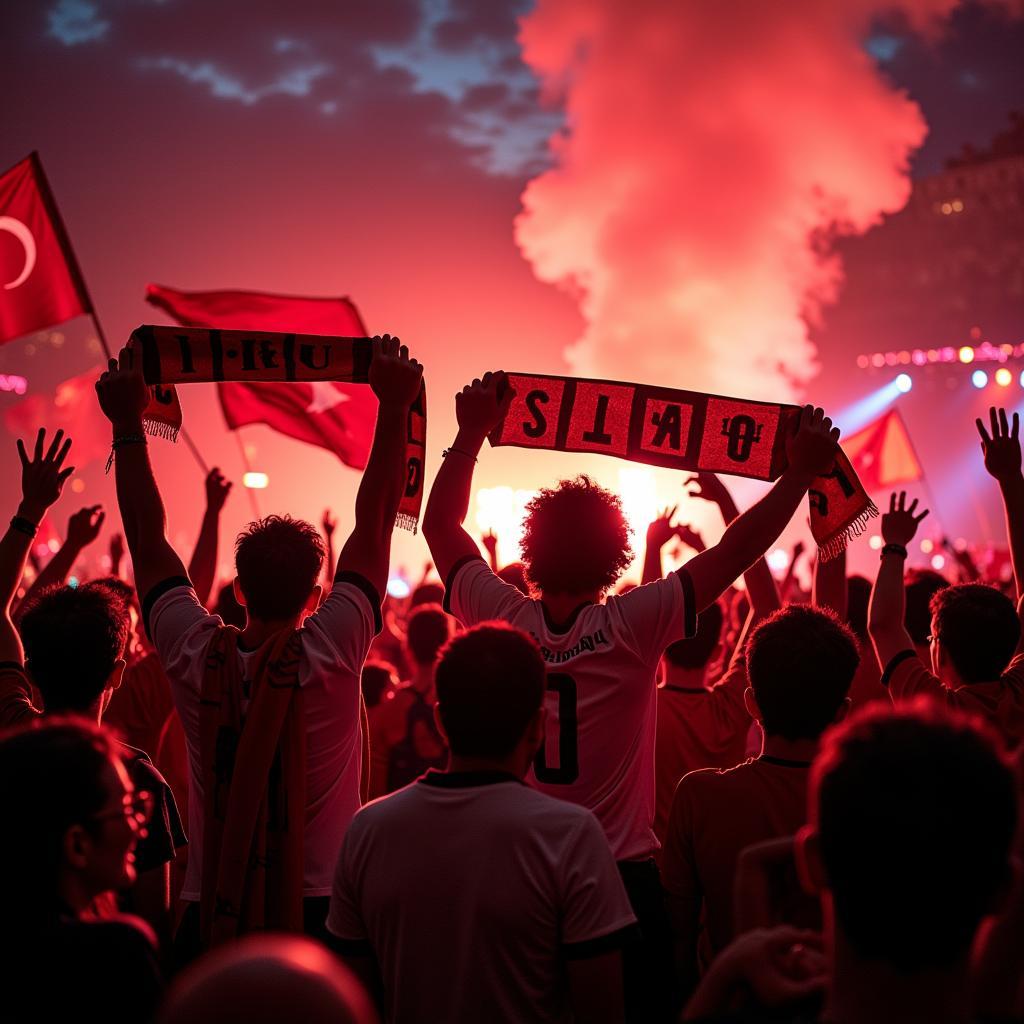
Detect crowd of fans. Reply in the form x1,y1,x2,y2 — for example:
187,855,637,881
0,339,1021,1023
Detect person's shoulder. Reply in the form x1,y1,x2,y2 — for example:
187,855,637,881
64,913,158,954
679,760,757,795
118,741,170,788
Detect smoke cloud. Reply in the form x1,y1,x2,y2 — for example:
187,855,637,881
515,0,969,401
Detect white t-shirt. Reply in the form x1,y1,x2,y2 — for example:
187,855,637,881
444,557,696,861
327,771,637,1024
146,572,380,901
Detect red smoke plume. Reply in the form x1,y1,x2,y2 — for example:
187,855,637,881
515,1,981,400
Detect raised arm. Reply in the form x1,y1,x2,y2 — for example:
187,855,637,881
187,467,232,607
686,471,781,617
337,336,423,598
0,429,74,662
95,346,189,604
641,506,683,585
977,407,1024,602
867,491,929,670
321,509,337,586
17,504,105,614
422,371,514,581
813,543,847,619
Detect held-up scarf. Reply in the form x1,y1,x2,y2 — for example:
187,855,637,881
199,625,306,948
488,372,878,559
130,324,427,531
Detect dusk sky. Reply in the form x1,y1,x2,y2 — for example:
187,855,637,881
2,0,1023,583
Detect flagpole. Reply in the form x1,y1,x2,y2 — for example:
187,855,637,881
232,428,262,520
30,153,211,477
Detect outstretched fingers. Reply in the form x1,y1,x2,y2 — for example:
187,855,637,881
976,417,992,445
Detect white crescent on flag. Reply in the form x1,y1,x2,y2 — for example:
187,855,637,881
0,216,37,290
306,380,350,415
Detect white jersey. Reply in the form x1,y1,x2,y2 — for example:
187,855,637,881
327,771,636,1024
445,557,696,860
146,572,381,900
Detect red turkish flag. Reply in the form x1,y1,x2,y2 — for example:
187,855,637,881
842,408,923,493
3,364,112,469
145,283,375,468
0,153,90,344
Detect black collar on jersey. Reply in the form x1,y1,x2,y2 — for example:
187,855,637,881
663,685,708,694
419,769,523,788
759,754,813,768
540,601,592,635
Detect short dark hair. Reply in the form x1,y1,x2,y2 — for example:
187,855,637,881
361,660,396,709
664,602,724,670
747,605,858,740
813,701,1016,972
410,582,444,609
406,604,452,667
520,476,632,595
234,515,324,621
904,568,949,646
930,583,1019,683
497,562,529,595
435,623,545,758
20,585,130,712
0,718,118,919
84,575,137,612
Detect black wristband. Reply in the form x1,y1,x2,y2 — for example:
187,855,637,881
106,433,147,473
10,516,38,538
881,543,908,559
442,446,478,463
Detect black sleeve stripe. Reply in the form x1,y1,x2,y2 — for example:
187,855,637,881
335,571,384,636
442,554,486,614
676,568,698,638
325,935,374,958
881,649,917,688
563,923,641,961
141,576,193,640
0,661,25,672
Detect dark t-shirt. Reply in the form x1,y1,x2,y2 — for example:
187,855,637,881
119,743,187,874
3,915,163,1024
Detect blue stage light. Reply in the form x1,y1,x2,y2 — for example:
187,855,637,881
972,370,988,389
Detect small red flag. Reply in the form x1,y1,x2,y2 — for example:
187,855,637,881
145,284,376,469
842,408,923,493
3,364,112,469
0,153,90,344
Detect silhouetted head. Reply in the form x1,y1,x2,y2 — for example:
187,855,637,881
158,934,378,1024
929,582,1019,683
746,605,858,740
435,622,545,760
520,475,632,596
20,584,130,713
234,515,324,621
361,661,397,709
903,568,949,647
405,604,452,670
663,602,724,672
804,701,1016,973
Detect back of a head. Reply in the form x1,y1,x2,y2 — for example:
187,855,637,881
747,605,858,740
931,582,1020,682
20,584,130,712
435,622,545,759
235,515,324,621
497,561,529,595
157,934,378,1024
409,581,444,609
405,603,452,669
361,660,397,709
663,601,724,671
0,718,117,919
812,701,1017,972
520,475,632,595
904,568,949,646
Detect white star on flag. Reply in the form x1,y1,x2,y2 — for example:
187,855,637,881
306,380,350,415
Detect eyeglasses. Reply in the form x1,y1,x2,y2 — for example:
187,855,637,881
91,790,153,830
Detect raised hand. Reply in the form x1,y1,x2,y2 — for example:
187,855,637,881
455,371,515,440
481,529,498,556
66,505,105,549
685,471,732,509
646,506,678,549
675,522,706,552
322,509,337,537
882,491,929,547
204,467,232,512
95,345,150,432
368,334,423,408
976,407,1021,484
785,406,840,480
17,428,74,521
109,532,125,566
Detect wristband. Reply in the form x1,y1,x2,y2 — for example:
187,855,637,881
105,433,147,473
442,446,478,463
10,516,38,538
881,543,907,559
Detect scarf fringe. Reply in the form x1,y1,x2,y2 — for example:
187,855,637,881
395,512,419,534
816,501,879,562
143,417,180,442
